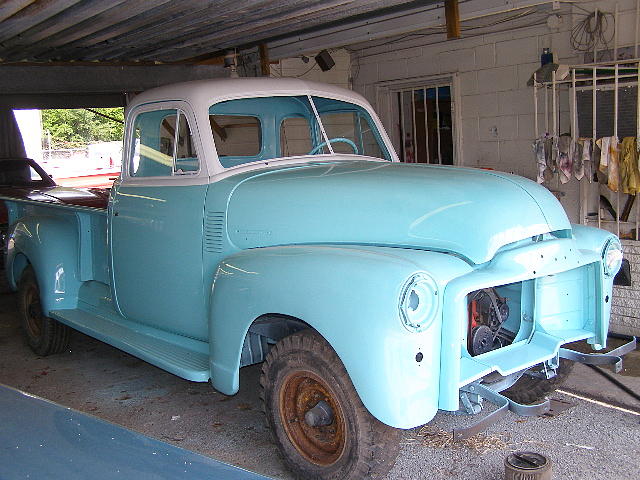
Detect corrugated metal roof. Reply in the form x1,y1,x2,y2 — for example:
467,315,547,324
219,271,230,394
0,0,424,64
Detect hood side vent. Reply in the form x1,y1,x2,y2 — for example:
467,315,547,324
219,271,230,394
204,211,225,253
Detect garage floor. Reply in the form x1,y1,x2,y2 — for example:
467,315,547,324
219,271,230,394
1,276,638,480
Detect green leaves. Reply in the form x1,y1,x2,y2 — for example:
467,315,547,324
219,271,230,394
41,108,124,149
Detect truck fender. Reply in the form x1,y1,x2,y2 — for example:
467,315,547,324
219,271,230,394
7,215,81,312
208,245,472,429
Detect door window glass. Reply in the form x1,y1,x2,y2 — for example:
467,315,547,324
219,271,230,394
130,109,199,177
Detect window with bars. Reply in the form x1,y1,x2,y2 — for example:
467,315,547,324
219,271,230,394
397,85,454,165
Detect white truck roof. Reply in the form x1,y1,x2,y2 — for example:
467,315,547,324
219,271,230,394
127,77,369,113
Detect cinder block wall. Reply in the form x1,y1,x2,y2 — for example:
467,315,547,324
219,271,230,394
611,240,640,335
349,0,640,335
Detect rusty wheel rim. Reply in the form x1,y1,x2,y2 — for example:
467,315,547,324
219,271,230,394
24,284,43,339
280,371,346,466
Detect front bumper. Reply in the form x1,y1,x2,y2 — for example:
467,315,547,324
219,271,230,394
452,335,636,439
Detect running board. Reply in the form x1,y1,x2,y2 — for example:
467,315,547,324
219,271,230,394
453,382,549,440
559,336,637,373
49,308,210,382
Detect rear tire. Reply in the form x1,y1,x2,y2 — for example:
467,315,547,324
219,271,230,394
502,360,574,404
18,266,70,356
260,330,401,480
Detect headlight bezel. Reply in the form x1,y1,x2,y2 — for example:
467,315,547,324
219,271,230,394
602,238,623,277
398,273,440,333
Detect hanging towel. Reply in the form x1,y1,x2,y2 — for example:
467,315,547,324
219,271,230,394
544,135,555,173
597,136,611,173
533,137,546,184
596,136,620,192
557,135,573,184
573,139,584,180
578,138,592,182
620,137,640,194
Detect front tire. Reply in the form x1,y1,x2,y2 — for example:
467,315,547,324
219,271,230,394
260,330,400,480
502,360,574,404
18,266,70,356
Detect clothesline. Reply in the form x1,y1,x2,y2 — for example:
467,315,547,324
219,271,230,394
534,134,640,194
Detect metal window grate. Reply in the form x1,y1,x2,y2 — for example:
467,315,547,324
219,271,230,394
397,85,454,165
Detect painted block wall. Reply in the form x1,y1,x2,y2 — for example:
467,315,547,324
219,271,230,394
347,0,639,335
611,240,640,335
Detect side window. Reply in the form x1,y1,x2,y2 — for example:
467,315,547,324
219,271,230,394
130,109,199,177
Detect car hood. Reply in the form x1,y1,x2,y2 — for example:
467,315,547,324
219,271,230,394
225,160,571,264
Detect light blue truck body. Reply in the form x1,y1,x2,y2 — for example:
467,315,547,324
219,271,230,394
1,78,623,430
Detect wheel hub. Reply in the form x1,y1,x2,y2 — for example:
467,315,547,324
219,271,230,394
280,371,346,466
304,400,334,427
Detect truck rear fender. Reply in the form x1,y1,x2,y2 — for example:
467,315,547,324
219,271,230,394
7,215,81,312
208,245,472,429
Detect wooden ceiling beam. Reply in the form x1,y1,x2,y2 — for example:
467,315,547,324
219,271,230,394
444,0,460,39
0,0,84,43
1,0,174,62
0,0,37,23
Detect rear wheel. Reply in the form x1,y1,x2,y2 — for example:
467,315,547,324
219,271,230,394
260,330,400,480
18,266,70,356
502,360,574,404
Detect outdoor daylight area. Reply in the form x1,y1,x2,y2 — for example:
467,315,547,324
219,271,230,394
15,108,123,188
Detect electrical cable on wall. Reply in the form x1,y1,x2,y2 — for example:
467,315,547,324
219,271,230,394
570,10,615,55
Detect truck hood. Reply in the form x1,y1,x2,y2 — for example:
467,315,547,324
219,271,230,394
226,160,571,264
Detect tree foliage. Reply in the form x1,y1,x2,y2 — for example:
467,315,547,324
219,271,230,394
42,108,124,149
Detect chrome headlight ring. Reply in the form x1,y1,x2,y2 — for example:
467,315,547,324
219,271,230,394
399,273,440,333
602,238,623,277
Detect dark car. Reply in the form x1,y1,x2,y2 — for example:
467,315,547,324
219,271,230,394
0,157,109,265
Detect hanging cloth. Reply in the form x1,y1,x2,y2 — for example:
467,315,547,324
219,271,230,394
557,135,573,184
596,136,620,192
597,136,611,173
533,137,546,184
583,138,592,182
620,137,640,194
577,138,592,182
573,139,584,180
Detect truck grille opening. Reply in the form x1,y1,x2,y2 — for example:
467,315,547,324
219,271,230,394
467,284,523,357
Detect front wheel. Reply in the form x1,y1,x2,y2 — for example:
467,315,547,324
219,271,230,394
260,330,400,480
18,266,70,356
502,360,574,404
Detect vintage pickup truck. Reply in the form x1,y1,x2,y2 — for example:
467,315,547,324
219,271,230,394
1,78,635,480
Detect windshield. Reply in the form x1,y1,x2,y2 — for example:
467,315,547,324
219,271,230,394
208,95,391,168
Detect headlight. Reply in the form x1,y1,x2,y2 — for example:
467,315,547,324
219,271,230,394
603,238,623,277
399,273,439,332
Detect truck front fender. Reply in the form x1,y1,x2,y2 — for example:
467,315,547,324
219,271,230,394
209,245,472,429
7,214,81,312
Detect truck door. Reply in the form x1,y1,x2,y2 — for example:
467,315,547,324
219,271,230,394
110,104,209,340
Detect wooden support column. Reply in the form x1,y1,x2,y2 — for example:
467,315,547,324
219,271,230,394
259,44,270,77
445,0,461,39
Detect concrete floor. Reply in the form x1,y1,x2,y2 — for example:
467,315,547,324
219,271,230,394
1,276,639,480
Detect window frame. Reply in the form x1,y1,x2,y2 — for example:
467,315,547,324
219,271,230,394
123,101,206,185
374,75,462,166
